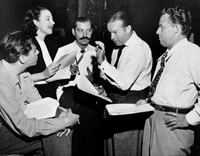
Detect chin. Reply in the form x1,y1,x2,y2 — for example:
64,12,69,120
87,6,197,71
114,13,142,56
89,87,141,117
47,30,53,35
81,43,89,46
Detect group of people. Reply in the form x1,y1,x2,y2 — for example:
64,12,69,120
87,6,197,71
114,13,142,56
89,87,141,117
0,4,200,156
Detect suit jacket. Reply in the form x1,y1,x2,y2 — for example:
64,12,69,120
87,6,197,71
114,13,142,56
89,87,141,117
27,36,59,99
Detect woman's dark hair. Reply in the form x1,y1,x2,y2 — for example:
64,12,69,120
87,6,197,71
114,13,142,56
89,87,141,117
161,5,193,36
0,31,36,63
22,6,47,37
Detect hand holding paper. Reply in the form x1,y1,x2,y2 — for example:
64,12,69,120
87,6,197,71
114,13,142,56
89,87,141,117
70,64,79,75
76,75,112,103
43,62,60,78
106,103,154,116
46,52,76,82
55,52,76,69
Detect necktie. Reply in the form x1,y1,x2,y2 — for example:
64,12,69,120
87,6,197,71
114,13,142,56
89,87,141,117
76,49,85,65
147,51,168,102
114,45,126,68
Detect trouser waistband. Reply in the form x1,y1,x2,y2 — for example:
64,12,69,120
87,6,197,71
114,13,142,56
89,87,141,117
151,102,193,114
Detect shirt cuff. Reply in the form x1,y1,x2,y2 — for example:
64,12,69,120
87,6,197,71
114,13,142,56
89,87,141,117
185,109,200,126
99,60,110,72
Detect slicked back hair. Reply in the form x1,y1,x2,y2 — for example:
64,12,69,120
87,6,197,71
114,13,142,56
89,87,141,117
73,17,93,29
108,11,133,29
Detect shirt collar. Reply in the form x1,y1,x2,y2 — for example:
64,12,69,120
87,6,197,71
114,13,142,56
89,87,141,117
124,31,138,47
158,38,188,61
73,41,90,53
2,60,19,86
2,60,29,86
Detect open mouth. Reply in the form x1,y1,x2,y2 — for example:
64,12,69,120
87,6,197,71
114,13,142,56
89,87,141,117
49,26,54,30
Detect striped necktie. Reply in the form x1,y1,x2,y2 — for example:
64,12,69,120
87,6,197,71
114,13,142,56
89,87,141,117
147,51,168,102
76,49,85,65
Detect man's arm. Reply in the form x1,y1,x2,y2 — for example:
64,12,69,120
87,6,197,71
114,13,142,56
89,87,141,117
185,50,200,126
0,74,78,137
99,46,150,90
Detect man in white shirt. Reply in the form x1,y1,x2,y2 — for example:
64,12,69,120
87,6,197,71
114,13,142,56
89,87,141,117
137,5,200,156
57,17,103,156
96,11,152,156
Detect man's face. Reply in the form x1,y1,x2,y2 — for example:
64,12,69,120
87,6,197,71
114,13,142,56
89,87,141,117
25,45,39,67
107,20,130,46
156,14,177,49
72,21,93,47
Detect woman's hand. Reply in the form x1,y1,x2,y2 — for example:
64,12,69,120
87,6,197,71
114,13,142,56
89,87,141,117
43,62,60,79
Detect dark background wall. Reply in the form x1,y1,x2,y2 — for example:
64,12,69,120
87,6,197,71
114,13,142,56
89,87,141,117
0,0,200,155
0,0,200,71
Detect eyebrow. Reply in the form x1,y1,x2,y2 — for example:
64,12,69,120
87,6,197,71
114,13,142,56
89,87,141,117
43,15,52,18
77,28,92,31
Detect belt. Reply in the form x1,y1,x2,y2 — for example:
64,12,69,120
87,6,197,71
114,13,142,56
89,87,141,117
151,103,193,114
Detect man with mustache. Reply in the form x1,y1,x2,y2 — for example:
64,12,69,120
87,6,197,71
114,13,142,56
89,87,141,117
57,17,103,156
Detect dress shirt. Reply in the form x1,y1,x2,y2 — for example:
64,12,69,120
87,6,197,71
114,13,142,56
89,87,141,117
0,60,66,137
99,32,152,91
36,38,53,67
151,38,200,125
57,41,96,87
34,38,53,85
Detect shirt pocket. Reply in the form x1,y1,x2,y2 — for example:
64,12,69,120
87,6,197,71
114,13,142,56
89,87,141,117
164,74,176,95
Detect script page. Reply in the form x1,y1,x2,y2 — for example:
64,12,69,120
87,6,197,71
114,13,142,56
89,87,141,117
76,75,112,103
24,97,59,119
46,51,76,82
106,103,154,116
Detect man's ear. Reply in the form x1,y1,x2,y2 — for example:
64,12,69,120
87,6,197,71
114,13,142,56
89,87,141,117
19,55,26,64
126,25,132,33
72,28,75,36
174,24,181,34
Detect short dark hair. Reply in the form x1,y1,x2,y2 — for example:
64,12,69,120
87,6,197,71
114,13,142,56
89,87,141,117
108,11,133,29
0,31,36,63
73,17,92,29
22,6,48,37
161,5,193,36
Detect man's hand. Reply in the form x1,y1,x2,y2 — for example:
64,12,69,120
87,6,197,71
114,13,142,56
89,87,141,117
70,64,79,75
57,128,71,138
57,107,72,137
165,112,190,131
58,107,69,118
43,62,60,79
64,109,80,128
136,99,148,106
95,41,105,65
96,86,107,97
